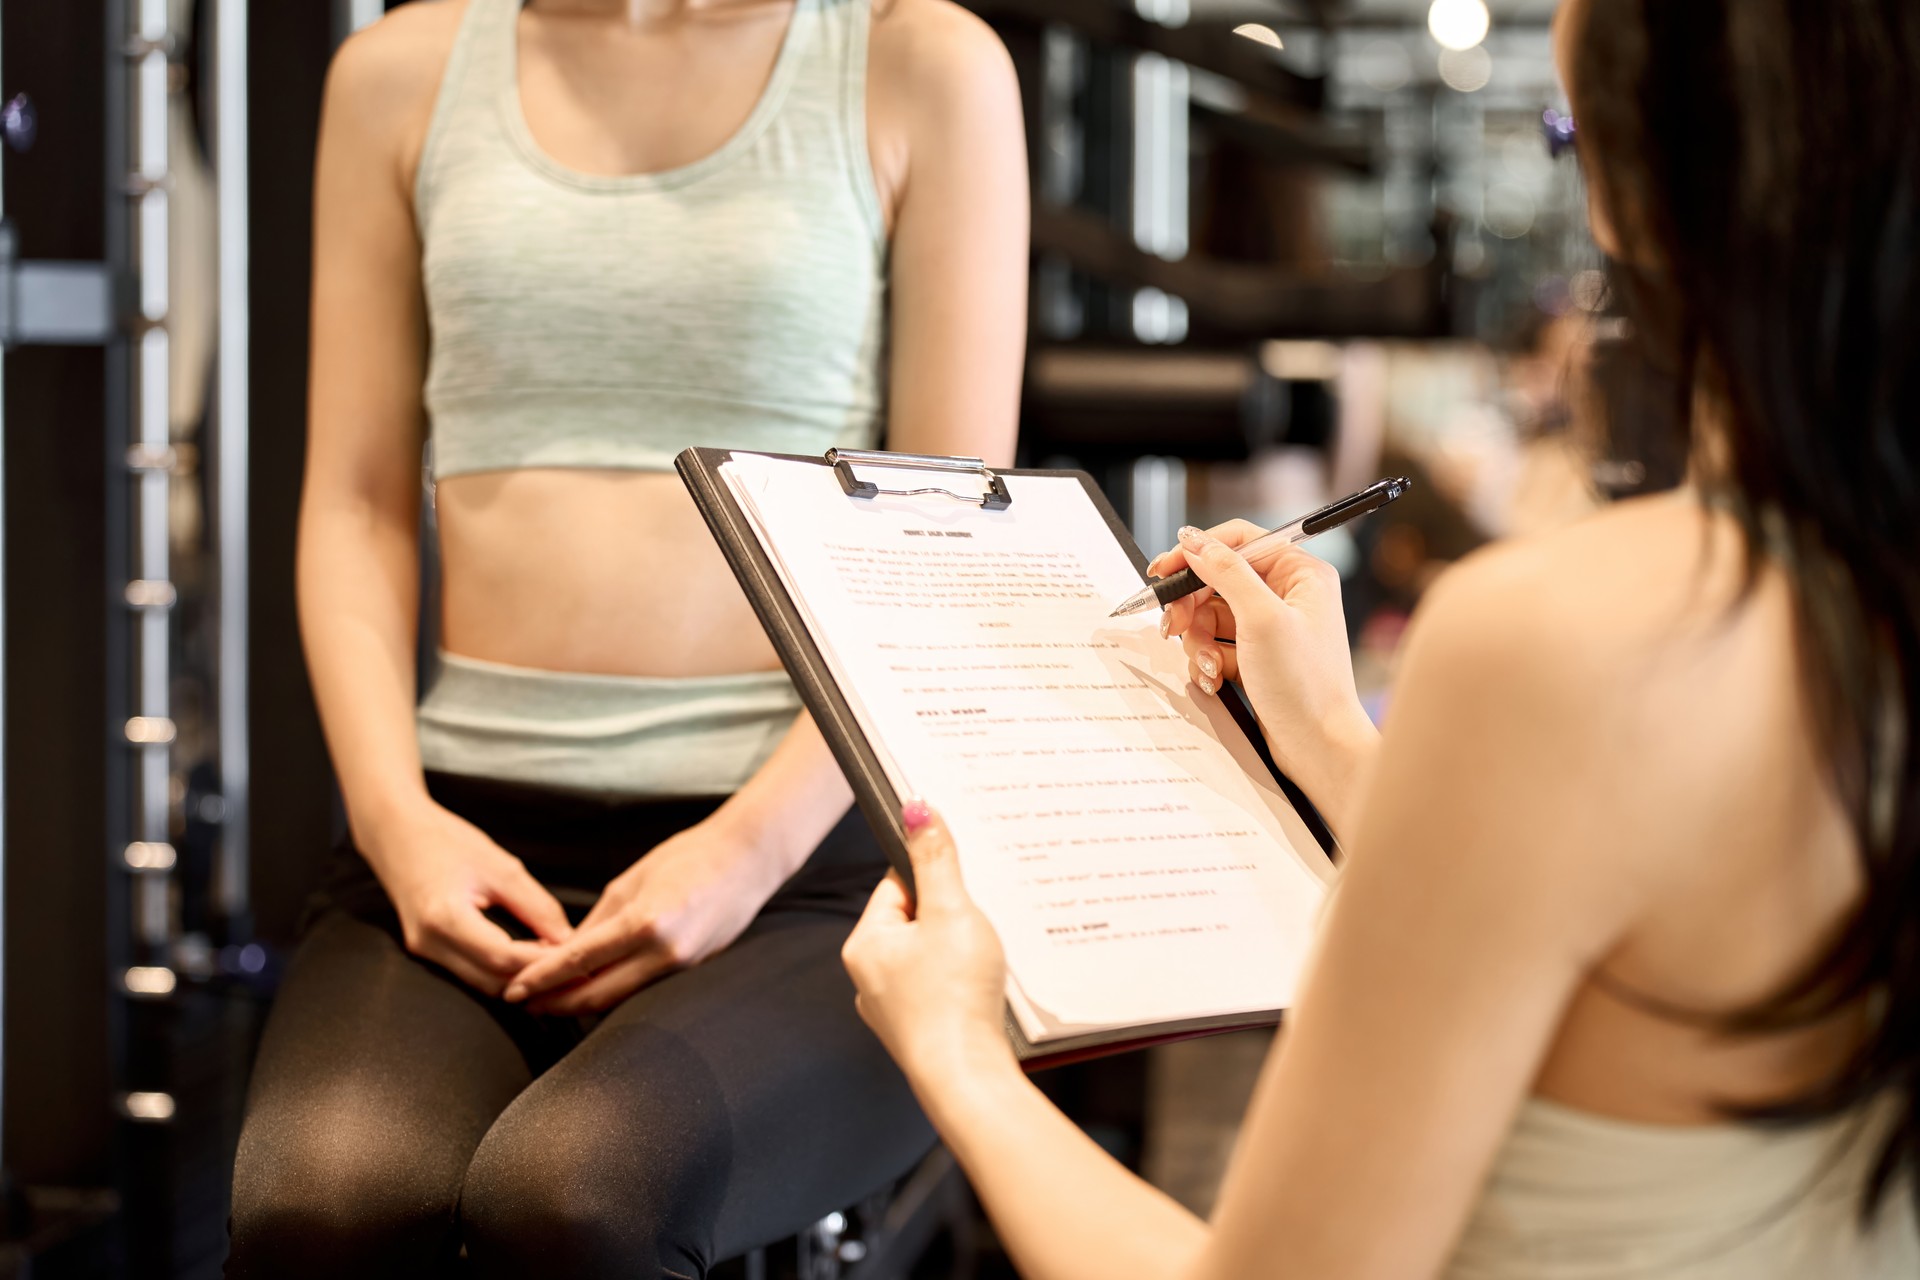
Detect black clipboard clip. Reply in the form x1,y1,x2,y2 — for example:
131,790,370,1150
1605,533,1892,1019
827,448,1013,511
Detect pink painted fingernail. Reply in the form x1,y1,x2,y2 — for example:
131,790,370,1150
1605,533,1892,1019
1197,650,1220,680
1159,614,1172,639
902,799,931,832
1177,525,1204,548
503,983,528,1003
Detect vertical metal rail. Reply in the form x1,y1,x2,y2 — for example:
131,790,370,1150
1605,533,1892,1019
0,0,10,1178
1125,0,1191,537
1128,456,1187,558
214,0,250,935
114,0,180,1123
1129,0,1189,345
1032,27,1088,342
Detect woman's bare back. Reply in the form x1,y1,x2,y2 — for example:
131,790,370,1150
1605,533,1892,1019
1457,492,1867,1122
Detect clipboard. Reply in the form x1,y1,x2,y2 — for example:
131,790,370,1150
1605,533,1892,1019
677,447,1336,1068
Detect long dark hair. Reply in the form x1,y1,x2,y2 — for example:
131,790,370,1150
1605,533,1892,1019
1569,0,1919,1218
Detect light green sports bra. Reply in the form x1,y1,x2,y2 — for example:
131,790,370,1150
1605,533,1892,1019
409,0,889,796
414,0,888,478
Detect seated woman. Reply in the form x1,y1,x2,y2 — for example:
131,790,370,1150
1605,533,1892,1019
842,1,1920,1276
226,0,1024,1275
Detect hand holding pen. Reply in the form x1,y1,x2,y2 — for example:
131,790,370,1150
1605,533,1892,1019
1110,477,1412,618
1126,480,1407,822
1150,518,1387,826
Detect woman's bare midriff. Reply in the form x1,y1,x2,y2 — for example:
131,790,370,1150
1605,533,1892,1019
434,469,783,678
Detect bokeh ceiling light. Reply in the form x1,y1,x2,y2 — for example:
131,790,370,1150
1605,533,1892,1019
1233,23,1284,51
1361,39,1413,92
1429,0,1491,51
1484,183,1538,240
1439,45,1493,93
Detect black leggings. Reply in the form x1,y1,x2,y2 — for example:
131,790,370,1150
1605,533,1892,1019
227,774,932,1279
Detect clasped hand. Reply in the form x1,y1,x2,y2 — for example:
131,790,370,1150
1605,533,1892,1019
501,821,777,1015
369,801,775,1014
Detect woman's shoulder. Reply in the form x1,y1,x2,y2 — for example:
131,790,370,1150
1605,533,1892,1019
1373,494,1817,923
1402,492,1801,820
331,0,468,92
871,0,1008,60
864,0,1022,220
868,0,1019,117
1417,491,1765,675
322,1,470,168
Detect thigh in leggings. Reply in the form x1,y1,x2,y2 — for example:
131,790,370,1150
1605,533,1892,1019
458,899,936,1278
226,910,535,1279
230,781,932,1278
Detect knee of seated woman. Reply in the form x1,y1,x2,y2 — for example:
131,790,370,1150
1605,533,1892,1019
458,1083,732,1274
228,1109,468,1274
459,1150,720,1277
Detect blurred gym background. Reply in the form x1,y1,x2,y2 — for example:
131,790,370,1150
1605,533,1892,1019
0,0,1641,1274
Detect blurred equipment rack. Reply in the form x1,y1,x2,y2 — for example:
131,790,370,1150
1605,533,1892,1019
967,0,1467,538
1030,203,1454,339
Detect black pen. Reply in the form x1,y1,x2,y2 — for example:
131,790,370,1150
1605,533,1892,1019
1109,477,1414,618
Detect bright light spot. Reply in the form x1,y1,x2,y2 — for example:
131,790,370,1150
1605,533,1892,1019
1233,23,1283,51
1484,183,1538,239
1429,0,1490,51
124,966,178,996
123,840,175,871
1438,45,1493,92
122,1092,176,1122
1132,287,1189,345
125,715,177,745
124,579,176,608
1361,39,1412,93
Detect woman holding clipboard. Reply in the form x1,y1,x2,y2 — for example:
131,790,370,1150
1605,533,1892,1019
843,1,1920,1275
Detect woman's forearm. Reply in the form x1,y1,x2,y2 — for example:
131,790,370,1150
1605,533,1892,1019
921,1056,1210,1280
297,495,435,850
1277,701,1381,847
704,710,855,885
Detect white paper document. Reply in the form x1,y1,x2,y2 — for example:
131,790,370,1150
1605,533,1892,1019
720,454,1334,1046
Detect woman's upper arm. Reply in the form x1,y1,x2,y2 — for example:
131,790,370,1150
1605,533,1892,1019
304,16,445,517
871,0,1028,466
1197,563,1668,1280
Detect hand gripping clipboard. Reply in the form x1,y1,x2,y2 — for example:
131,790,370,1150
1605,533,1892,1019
676,447,1336,1068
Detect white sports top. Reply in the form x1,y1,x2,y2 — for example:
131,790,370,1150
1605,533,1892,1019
1444,1092,1918,1278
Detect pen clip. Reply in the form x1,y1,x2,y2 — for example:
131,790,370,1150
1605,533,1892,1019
828,448,1014,511
1300,477,1410,537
